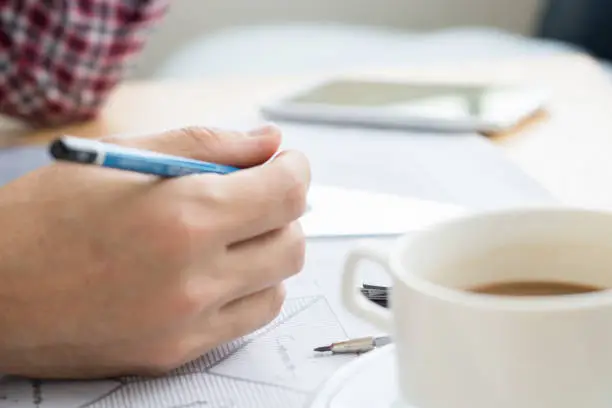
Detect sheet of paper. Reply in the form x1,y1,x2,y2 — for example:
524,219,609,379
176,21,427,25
0,145,50,185
303,185,465,238
271,122,556,210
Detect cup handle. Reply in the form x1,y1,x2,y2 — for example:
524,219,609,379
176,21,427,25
342,243,396,332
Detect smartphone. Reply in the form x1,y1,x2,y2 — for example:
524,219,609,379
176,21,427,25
260,78,549,133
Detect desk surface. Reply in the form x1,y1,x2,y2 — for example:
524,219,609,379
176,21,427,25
2,53,612,208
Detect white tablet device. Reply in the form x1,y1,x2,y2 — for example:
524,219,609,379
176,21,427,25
260,78,549,133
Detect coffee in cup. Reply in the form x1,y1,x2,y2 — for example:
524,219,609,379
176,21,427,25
468,280,603,296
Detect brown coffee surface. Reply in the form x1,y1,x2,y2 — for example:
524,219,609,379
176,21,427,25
469,281,603,296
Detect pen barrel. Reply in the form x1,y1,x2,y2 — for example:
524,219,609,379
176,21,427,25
102,152,236,176
50,136,239,177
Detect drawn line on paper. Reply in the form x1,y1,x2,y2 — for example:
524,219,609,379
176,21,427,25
208,372,309,395
325,297,350,339
78,296,331,408
118,295,321,386
190,296,321,372
32,380,42,407
10,295,345,408
169,402,210,408
76,383,124,408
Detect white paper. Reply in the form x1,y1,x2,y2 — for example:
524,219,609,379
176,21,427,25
302,184,465,238
271,122,556,210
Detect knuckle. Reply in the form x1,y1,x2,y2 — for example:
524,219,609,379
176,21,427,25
154,204,197,260
265,285,286,321
175,126,222,146
268,152,310,220
132,206,190,269
201,178,232,208
146,202,217,278
280,172,308,220
171,212,195,249
284,222,306,275
227,286,287,339
174,277,226,319
172,283,205,319
165,200,217,253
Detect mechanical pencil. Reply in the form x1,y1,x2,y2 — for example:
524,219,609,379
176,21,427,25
49,136,240,177
49,136,313,215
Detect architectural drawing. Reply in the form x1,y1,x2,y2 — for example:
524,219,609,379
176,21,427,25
0,296,356,408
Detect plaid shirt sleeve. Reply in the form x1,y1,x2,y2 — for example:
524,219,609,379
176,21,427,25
0,0,170,127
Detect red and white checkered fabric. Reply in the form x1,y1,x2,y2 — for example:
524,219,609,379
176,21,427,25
0,0,170,127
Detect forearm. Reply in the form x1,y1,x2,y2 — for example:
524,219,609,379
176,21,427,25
0,0,170,127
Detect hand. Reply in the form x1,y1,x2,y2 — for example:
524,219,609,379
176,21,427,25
0,125,310,379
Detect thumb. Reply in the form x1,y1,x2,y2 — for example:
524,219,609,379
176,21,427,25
104,125,282,168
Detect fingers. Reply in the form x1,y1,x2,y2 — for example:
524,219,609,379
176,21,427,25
187,150,311,243
100,125,309,246
221,221,305,300
104,125,282,168
217,284,286,341
177,285,286,367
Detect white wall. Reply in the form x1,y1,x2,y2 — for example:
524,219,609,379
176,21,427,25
135,0,545,78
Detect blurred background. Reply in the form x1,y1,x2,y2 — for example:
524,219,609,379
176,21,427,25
133,0,612,80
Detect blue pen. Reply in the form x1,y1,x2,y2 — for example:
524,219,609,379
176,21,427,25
49,136,240,177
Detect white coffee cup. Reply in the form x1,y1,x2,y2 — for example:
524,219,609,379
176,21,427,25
342,208,612,408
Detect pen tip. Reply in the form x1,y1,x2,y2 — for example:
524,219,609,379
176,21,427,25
314,346,332,352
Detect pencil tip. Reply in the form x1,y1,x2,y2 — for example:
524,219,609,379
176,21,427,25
314,346,331,352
